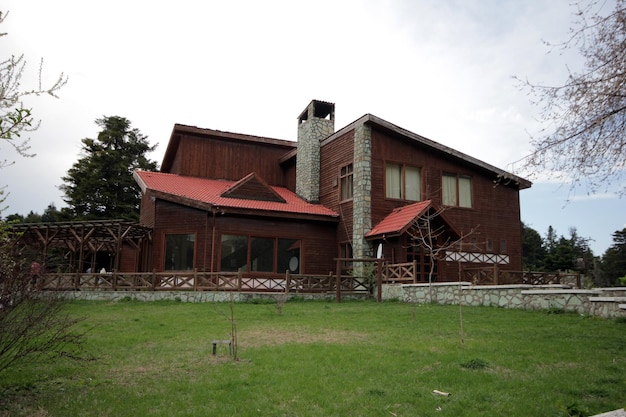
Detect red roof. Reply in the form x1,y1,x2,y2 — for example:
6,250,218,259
365,200,432,239
134,171,338,218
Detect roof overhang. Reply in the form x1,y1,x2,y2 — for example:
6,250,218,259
322,114,532,190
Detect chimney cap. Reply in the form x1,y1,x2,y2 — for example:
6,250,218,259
298,100,335,123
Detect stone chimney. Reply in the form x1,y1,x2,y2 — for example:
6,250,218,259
296,100,335,202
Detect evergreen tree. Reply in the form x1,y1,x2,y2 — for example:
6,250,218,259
60,116,158,221
522,223,546,270
601,228,626,286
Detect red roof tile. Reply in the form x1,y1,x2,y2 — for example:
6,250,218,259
365,200,432,239
135,171,338,218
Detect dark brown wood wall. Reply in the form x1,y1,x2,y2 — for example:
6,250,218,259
152,200,210,272
320,131,355,246
370,128,525,271
168,134,295,186
119,244,139,272
150,199,337,274
139,191,156,228
215,216,337,275
281,159,297,192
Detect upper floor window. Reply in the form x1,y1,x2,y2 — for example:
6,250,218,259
442,173,472,208
340,163,353,201
385,163,421,201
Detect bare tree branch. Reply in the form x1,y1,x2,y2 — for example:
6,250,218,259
515,0,626,196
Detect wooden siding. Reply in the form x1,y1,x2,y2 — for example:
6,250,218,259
152,200,210,272
167,133,294,186
119,244,139,272
369,127,525,271
150,199,337,274
139,191,156,228
319,130,354,245
281,158,297,192
215,216,337,275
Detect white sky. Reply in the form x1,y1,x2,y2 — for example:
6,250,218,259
1,0,624,255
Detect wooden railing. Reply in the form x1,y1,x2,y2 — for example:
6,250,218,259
460,267,581,287
38,271,370,294
37,265,581,292
381,263,581,288
382,262,418,284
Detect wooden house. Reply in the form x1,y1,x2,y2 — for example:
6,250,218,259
134,100,530,281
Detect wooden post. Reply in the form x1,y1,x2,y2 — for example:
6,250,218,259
376,259,382,303
494,264,499,285
412,260,418,283
285,270,290,294
336,258,342,303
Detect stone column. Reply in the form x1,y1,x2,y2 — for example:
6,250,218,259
352,122,373,258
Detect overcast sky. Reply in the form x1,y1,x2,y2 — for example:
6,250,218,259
1,0,624,256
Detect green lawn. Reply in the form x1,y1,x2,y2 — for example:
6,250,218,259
1,299,625,417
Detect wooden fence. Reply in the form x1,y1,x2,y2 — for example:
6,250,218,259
37,271,370,294
36,264,581,293
381,262,581,288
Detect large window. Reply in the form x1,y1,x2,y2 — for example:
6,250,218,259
165,234,195,271
385,163,421,201
277,238,301,274
340,163,353,201
250,237,275,272
221,234,248,272
442,173,472,208
220,235,301,274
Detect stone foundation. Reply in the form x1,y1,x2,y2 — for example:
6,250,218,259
388,282,626,319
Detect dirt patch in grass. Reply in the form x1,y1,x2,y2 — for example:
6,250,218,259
239,327,369,348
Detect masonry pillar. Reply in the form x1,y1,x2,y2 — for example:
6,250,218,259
352,122,373,258
296,100,335,203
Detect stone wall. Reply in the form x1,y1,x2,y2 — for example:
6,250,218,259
384,282,626,319
56,290,366,303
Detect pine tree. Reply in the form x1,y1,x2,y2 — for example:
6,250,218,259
60,116,158,221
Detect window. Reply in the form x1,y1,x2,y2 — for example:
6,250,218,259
340,242,353,268
165,234,195,271
221,234,248,272
500,239,507,253
385,163,421,201
487,239,493,252
340,163,353,201
277,238,301,274
250,237,275,272
220,234,302,274
442,173,472,208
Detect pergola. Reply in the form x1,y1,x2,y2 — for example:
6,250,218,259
10,220,152,273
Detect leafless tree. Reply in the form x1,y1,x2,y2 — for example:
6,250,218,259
406,205,478,303
0,228,87,373
516,0,626,196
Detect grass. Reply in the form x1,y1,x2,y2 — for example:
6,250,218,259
1,299,625,417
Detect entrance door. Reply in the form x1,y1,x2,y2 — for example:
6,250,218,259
406,238,438,282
